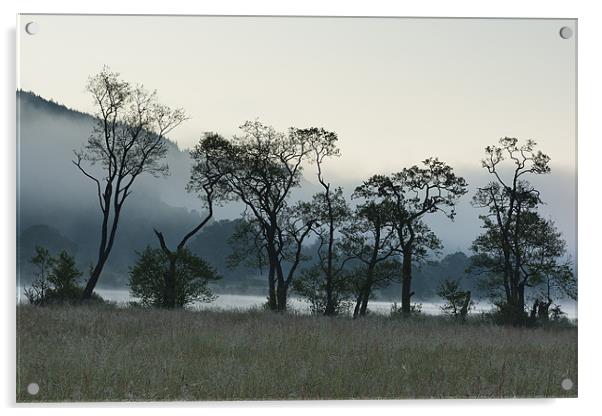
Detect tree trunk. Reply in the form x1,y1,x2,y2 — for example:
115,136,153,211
324,282,335,316
537,299,551,323
82,211,111,300
359,288,370,317
265,229,279,311
530,299,539,321
266,263,277,311
506,282,526,326
82,195,122,301
275,260,287,312
163,255,177,308
352,293,362,319
82,260,105,300
153,230,179,308
324,217,336,316
501,243,512,304
401,249,413,314
276,282,287,312
460,291,471,321
518,282,526,314
358,266,375,317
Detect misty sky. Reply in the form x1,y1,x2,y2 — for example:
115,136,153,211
17,15,577,254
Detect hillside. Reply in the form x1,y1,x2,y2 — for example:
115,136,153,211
17,91,215,287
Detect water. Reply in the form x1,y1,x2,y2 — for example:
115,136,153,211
85,289,463,314
31,288,574,319
16,286,577,319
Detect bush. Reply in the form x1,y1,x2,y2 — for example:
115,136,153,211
47,251,82,298
390,301,422,318
292,266,352,315
128,247,220,308
550,304,566,321
436,278,473,318
23,246,101,305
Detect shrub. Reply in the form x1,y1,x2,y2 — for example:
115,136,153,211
292,266,352,315
550,304,566,321
23,246,100,305
128,247,220,308
390,301,422,318
47,251,82,298
437,278,473,318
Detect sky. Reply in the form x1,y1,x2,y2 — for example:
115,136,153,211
18,15,576,176
17,15,577,254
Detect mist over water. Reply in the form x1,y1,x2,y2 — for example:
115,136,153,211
15,286,577,320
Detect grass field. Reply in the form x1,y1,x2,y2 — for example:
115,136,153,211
16,304,577,402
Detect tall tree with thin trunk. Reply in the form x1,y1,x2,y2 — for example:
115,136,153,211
151,133,224,308
299,128,350,315
304,188,351,315
74,68,187,300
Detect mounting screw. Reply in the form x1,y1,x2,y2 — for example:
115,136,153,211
25,22,39,35
559,26,573,40
27,382,39,395
561,378,574,391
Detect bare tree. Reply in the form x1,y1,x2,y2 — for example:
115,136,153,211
74,68,187,300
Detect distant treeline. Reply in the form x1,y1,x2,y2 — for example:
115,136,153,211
18,220,479,299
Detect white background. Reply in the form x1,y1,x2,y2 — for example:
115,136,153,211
1,1,600,415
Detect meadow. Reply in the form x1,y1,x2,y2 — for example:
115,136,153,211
16,304,577,402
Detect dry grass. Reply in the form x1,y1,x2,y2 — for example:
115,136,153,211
16,304,577,402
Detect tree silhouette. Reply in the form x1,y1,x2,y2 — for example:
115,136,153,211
74,68,187,300
301,189,352,315
226,218,268,274
437,278,473,318
196,121,335,311
129,247,219,308
24,247,86,305
472,208,576,323
150,133,225,308
276,201,318,297
357,159,467,314
23,247,53,305
300,128,351,315
471,137,563,324
341,198,400,318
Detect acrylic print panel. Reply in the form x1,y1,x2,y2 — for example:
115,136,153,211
16,15,577,402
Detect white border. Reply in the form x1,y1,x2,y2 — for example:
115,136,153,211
2,1,601,415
